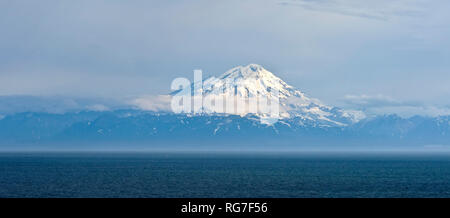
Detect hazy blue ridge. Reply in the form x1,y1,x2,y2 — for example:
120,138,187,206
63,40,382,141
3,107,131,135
0,110,449,149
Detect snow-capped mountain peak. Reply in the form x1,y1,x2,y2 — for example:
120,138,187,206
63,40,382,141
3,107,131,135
196,64,365,126
219,64,278,81
204,64,307,100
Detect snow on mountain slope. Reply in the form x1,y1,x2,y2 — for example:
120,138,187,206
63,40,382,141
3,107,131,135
197,64,364,126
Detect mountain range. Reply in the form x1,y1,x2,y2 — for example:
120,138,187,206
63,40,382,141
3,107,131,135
186,64,364,126
0,64,449,150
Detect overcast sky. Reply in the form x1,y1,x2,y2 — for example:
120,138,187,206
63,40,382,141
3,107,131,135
1,0,450,116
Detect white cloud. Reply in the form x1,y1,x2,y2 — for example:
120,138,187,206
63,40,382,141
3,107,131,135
342,94,450,117
279,0,428,20
85,104,110,112
343,94,407,107
130,95,172,112
368,105,450,117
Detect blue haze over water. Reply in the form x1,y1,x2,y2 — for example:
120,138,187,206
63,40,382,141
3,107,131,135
1,152,450,198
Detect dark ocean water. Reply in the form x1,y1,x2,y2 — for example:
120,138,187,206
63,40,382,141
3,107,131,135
1,152,450,198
